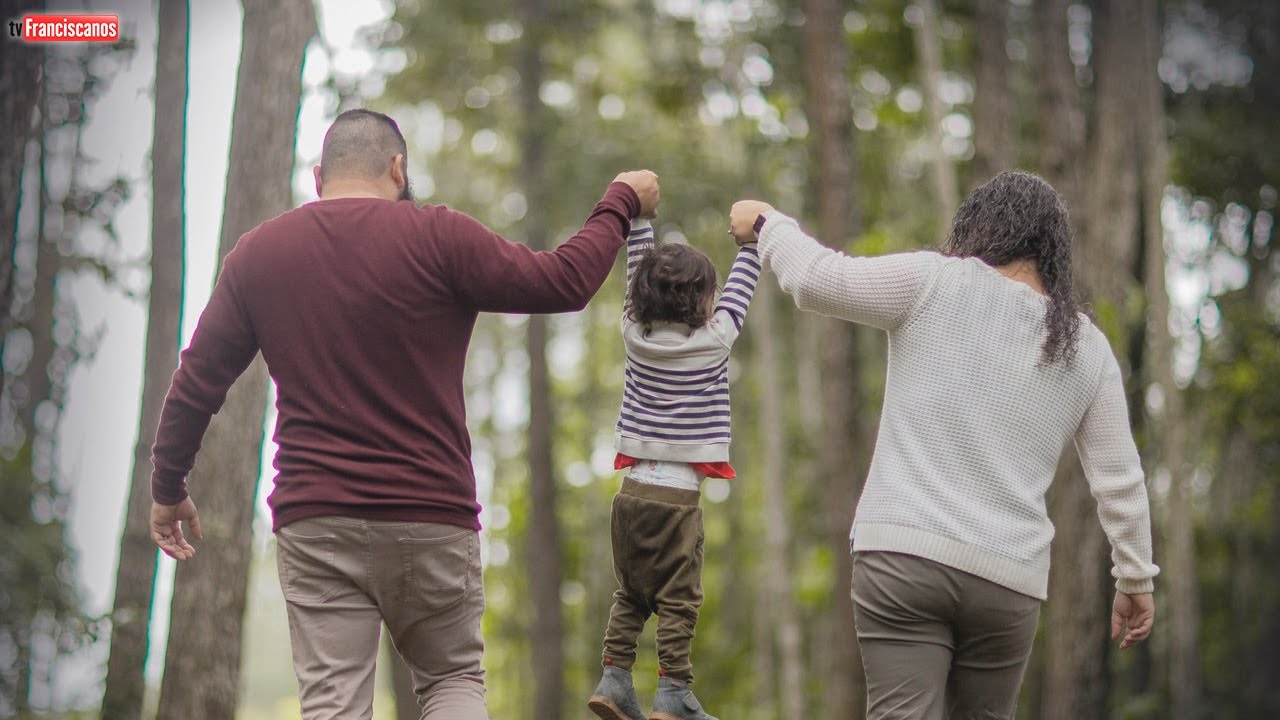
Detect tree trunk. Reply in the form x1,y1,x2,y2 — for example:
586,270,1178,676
0,0,43,352
801,0,864,717
1083,0,1143,309
1040,1,1149,717
101,4,189,717
579,307,615,705
1042,457,1111,720
1132,0,1200,715
755,279,805,719
1033,2,1102,717
1032,0,1084,210
1025,46,1085,669
911,0,960,235
517,0,565,716
796,317,824,436
387,630,419,720
752,569,776,711
155,1,313,717
17,114,55,449
8,52,49,714
970,0,1012,187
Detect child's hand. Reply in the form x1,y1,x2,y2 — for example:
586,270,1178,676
729,199,774,244
614,170,661,219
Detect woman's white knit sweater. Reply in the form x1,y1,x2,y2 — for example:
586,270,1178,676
757,211,1159,599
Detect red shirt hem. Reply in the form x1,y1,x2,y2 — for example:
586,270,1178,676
614,453,736,479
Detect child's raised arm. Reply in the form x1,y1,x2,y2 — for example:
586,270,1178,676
624,218,655,294
712,242,761,345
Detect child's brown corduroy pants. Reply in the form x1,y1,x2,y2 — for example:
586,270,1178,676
601,477,705,681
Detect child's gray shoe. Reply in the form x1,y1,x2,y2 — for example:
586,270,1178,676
648,676,718,720
588,665,647,720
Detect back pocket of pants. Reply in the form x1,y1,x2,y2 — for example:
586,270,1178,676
398,530,476,612
277,527,341,604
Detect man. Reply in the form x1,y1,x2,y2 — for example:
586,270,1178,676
149,108,659,719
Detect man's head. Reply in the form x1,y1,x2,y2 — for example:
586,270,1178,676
313,109,414,202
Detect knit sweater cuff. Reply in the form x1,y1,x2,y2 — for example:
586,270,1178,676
1115,576,1155,595
756,211,825,282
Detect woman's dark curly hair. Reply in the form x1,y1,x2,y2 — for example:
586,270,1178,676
626,243,718,328
943,170,1082,365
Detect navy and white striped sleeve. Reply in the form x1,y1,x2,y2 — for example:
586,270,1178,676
712,243,761,343
625,218,655,287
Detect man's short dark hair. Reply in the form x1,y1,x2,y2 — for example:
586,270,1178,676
319,109,408,182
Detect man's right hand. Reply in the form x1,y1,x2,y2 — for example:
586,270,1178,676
614,170,660,219
151,497,203,560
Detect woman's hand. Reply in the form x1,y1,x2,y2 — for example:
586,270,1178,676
1111,591,1155,649
729,199,774,245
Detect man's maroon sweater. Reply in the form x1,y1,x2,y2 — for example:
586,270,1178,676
152,182,641,531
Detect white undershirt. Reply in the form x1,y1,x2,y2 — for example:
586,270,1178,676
625,459,703,492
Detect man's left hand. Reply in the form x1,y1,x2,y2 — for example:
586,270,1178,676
151,497,202,560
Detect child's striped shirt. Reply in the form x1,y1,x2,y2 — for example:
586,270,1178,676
614,219,760,463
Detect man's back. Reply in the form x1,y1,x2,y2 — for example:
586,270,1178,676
238,198,485,531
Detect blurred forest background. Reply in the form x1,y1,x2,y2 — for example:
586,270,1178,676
1,0,1277,718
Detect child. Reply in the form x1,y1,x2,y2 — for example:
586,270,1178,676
588,218,760,720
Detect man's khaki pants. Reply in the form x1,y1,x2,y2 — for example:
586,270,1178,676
275,516,487,720
852,551,1041,720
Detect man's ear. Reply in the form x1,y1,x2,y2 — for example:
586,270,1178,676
313,165,323,198
390,153,406,190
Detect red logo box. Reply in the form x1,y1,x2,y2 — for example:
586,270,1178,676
20,14,120,42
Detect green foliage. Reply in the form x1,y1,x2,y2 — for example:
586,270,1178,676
0,445,90,716
1165,0,1280,208
1160,2,1280,714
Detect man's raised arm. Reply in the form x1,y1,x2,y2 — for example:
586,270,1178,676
441,171,659,314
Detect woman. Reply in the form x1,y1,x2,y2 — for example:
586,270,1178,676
728,171,1157,719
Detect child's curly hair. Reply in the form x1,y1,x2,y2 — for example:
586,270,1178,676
625,243,718,328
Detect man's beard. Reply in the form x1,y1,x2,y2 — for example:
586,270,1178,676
399,176,415,203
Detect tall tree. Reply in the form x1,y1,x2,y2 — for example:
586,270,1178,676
1034,0,1109,715
800,0,865,717
1032,0,1084,208
1038,0,1155,716
10,50,77,713
1133,1,1201,716
0,0,43,351
155,0,313,717
754,279,804,720
911,0,959,234
970,0,1012,187
18,86,56,448
1,30,138,710
102,2,189,717
1031,2,1100,716
517,0,566,716
387,632,419,720
1165,3,1280,713
1083,0,1143,308
5,52,53,717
